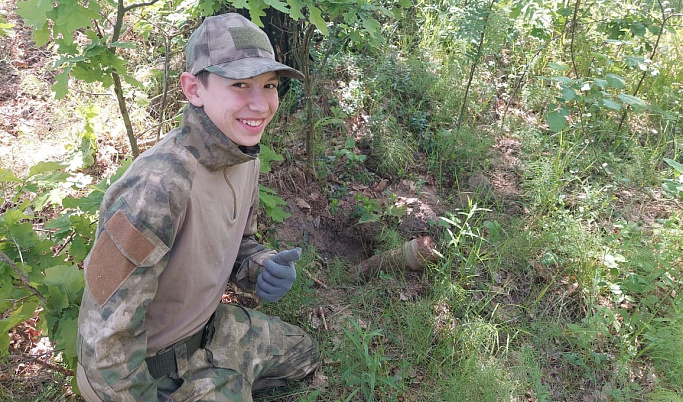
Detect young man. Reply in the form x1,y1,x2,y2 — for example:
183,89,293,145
76,13,320,401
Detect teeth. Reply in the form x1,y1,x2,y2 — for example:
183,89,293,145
242,120,261,127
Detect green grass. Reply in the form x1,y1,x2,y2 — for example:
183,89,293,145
4,1,683,401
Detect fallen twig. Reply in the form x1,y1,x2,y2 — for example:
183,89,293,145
4,353,73,377
303,267,328,289
318,306,328,331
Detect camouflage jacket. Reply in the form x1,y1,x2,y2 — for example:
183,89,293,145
77,104,277,401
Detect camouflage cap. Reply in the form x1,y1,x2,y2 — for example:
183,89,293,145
186,13,304,80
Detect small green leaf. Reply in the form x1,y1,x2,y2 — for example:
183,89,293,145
247,0,267,26
54,313,79,361
287,0,306,20
629,22,646,37
663,158,683,174
646,24,661,35
44,265,84,305
47,285,70,311
344,137,356,149
8,222,40,249
52,69,69,98
0,300,40,355
122,74,142,88
69,235,90,262
384,204,407,218
0,21,15,36
601,98,621,110
593,79,608,89
15,0,53,28
263,0,289,13
47,1,100,44
548,62,569,71
63,190,104,214
33,23,51,47
109,41,137,49
44,214,73,236
358,213,381,224
258,145,283,173
69,214,94,236
547,111,567,132
258,185,291,223
0,168,20,183
484,220,502,243
0,209,33,226
551,76,573,84
561,87,576,101
196,0,219,15
605,73,625,89
617,94,648,109
361,16,381,40
28,161,67,177
308,5,328,35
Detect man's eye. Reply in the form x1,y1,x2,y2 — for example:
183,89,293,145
233,82,247,88
265,83,278,89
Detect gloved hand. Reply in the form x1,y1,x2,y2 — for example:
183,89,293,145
256,248,301,302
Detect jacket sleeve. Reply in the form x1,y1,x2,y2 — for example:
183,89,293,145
77,164,187,401
232,177,277,291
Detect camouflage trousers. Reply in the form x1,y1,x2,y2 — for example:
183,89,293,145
78,303,320,401
155,303,320,401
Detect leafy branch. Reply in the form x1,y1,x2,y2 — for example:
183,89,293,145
0,249,48,306
617,0,683,132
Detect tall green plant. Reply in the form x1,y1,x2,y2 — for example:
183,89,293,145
335,319,398,401
279,0,409,175
455,0,498,130
17,0,150,156
0,159,131,375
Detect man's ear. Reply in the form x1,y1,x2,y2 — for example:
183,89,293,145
180,72,204,107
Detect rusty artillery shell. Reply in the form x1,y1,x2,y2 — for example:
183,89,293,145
353,236,439,281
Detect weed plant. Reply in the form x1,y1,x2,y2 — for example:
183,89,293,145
366,116,416,179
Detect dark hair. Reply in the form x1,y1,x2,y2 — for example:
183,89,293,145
195,70,210,87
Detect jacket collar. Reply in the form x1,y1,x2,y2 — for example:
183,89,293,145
176,104,259,171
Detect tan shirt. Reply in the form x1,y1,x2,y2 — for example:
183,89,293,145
145,157,259,353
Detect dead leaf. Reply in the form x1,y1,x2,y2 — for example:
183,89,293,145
295,197,311,211
566,282,579,295
310,370,329,390
373,179,388,192
311,315,321,329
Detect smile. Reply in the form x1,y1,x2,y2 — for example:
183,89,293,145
241,119,263,127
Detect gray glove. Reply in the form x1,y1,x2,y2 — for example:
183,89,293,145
256,248,301,302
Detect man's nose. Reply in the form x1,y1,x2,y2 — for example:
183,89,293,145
248,89,269,111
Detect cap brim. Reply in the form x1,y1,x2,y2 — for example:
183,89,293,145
205,57,304,80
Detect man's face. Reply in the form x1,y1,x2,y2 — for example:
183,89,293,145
195,72,280,146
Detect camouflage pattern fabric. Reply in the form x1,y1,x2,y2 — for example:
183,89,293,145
76,104,316,401
155,304,320,401
185,13,303,80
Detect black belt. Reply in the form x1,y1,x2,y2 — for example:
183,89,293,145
145,313,216,379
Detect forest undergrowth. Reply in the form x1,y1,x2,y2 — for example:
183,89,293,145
1,0,682,401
